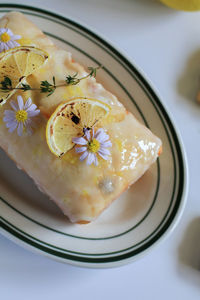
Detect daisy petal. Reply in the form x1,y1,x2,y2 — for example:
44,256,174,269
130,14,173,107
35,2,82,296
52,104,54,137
98,152,108,161
26,118,37,129
4,43,9,50
10,100,18,111
2,43,6,51
8,121,18,133
17,96,24,110
26,104,37,112
94,155,98,166
84,129,91,141
28,109,40,117
86,152,95,165
3,115,15,122
101,140,112,148
6,120,16,128
17,122,23,136
0,28,6,34
0,43,4,52
12,34,21,40
12,41,20,47
7,40,14,48
3,43,7,51
6,28,13,35
26,125,33,136
94,128,103,138
99,148,110,156
24,97,32,109
75,146,87,153
72,137,87,145
95,129,109,143
80,150,89,161
4,110,15,117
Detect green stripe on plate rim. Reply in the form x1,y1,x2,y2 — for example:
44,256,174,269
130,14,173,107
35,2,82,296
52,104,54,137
0,4,184,263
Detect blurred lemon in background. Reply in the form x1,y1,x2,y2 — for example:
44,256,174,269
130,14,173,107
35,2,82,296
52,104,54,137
160,0,200,11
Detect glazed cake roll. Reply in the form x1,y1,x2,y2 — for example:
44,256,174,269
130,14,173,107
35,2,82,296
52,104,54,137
0,12,162,223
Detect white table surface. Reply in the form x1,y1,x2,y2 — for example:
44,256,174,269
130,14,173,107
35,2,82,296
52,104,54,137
1,0,200,299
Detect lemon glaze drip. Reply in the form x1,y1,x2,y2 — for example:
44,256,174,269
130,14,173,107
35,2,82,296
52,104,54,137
115,138,123,152
62,150,78,164
18,38,33,46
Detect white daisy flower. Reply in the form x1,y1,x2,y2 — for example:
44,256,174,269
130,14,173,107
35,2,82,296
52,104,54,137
3,96,40,136
72,128,112,166
0,28,21,52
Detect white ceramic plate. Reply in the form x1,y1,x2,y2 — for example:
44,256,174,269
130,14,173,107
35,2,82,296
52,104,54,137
0,4,188,268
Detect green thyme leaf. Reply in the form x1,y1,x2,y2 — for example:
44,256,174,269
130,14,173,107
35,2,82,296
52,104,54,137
21,83,31,91
0,76,12,91
65,72,80,85
53,76,56,86
88,66,101,78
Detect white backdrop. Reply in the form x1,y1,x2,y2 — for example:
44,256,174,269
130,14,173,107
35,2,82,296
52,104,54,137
1,0,200,299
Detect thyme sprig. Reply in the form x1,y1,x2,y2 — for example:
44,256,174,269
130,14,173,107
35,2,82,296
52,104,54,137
0,66,101,97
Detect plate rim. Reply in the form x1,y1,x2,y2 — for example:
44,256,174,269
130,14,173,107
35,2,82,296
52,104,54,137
0,3,189,268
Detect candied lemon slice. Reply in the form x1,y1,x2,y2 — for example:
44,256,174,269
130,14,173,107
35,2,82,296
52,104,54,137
0,46,48,106
46,97,110,157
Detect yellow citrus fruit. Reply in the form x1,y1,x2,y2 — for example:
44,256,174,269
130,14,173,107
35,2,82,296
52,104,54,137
160,0,200,11
46,97,110,157
0,46,48,106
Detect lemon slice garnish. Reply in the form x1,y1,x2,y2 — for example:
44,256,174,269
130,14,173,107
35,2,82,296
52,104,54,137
46,97,110,157
0,46,48,106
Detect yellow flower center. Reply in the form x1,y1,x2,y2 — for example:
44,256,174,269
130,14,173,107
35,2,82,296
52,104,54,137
1,32,11,43
88,138,100,153
15,110,28,123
